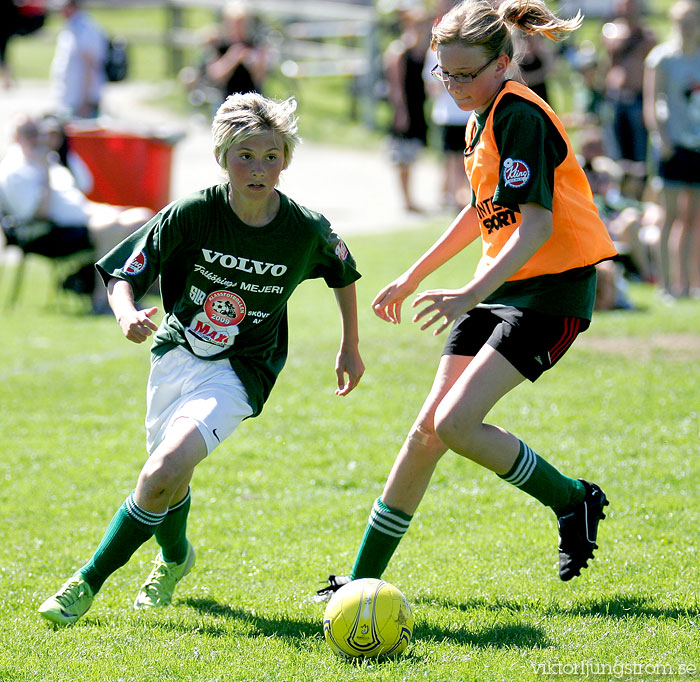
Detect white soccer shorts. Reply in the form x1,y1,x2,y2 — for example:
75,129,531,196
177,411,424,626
145,346,253,455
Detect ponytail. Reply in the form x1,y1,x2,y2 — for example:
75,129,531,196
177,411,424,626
498,0,582,41
431,0,582,60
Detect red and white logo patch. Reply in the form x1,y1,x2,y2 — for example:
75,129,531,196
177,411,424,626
502,158,531,188
203,290,246,327
335,239,349,261
124,251,147,276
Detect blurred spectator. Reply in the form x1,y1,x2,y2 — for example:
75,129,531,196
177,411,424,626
38,113,93,194
584,154,654,281
423,48,471,211
0,0,18,89
384,7,431,213
578,129,662,310
594,258,630,310
205,1,268,97
562,40,611,143
514,31,555,104
643,0,700,300
0,0,47,89
423,0,471,212
600,0,656,163
181,0,269,114
0,114,154,312
574,44,605,123
50,0,108,119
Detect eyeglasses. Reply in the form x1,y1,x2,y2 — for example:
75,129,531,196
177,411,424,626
430,54,499,84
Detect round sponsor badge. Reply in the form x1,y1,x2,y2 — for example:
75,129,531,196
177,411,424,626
502,158,531,188
124,251,147,275
203,290,246,326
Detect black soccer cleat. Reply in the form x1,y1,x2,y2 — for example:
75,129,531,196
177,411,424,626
312,574,352,603
557,480,609,581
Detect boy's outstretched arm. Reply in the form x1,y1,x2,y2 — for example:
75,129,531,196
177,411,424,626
107,277,159,344
333,282,364,396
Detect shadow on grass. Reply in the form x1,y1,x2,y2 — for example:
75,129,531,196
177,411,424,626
552,594,700,620
182,596,551,651
414,595,530,613
181,597,319,641
418,621,552,649
415,593,700,620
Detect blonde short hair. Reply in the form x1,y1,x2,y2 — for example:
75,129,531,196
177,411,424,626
212,93,300,171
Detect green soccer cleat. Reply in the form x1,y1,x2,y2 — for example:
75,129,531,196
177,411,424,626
134,542,195,609
39,574,94,626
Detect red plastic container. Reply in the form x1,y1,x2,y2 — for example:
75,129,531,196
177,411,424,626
66,126,181,212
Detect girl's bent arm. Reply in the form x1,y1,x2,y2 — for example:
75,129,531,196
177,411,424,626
107,277,159,344
462,203,553,302
413,203,553,334
372,206,481,324
333,283,364,396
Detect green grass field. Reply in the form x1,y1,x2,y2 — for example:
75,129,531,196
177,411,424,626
1,5,696,679
1,223,698,681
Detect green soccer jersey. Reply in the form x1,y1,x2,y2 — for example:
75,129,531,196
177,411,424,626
96,184,361,416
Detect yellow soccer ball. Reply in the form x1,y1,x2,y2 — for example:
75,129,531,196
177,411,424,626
323,578,414,658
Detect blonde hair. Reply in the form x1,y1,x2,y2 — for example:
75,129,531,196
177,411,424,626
212,92,300,170
431,0,582,60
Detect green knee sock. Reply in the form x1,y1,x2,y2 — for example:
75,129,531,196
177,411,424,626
155,489,191,564
498,440,586,515
350,498,413,580
80,493,166,593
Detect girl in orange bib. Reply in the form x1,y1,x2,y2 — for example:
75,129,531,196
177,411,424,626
317,0,617,600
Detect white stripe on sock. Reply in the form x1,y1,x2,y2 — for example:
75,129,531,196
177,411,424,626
368,502,410,538
505,444,537,487
370,509,408,536
502,444,532,484
125,495,167,527
369,516,406,538
372,501,410,528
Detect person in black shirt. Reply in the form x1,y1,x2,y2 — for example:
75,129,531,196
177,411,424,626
203,0,268,99
384,7,431,212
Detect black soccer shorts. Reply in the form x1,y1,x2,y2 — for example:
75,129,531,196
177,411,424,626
442,305,589,381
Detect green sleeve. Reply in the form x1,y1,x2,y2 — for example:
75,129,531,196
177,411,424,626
308,220,361,289
492,97,567,211
95,213,163,300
